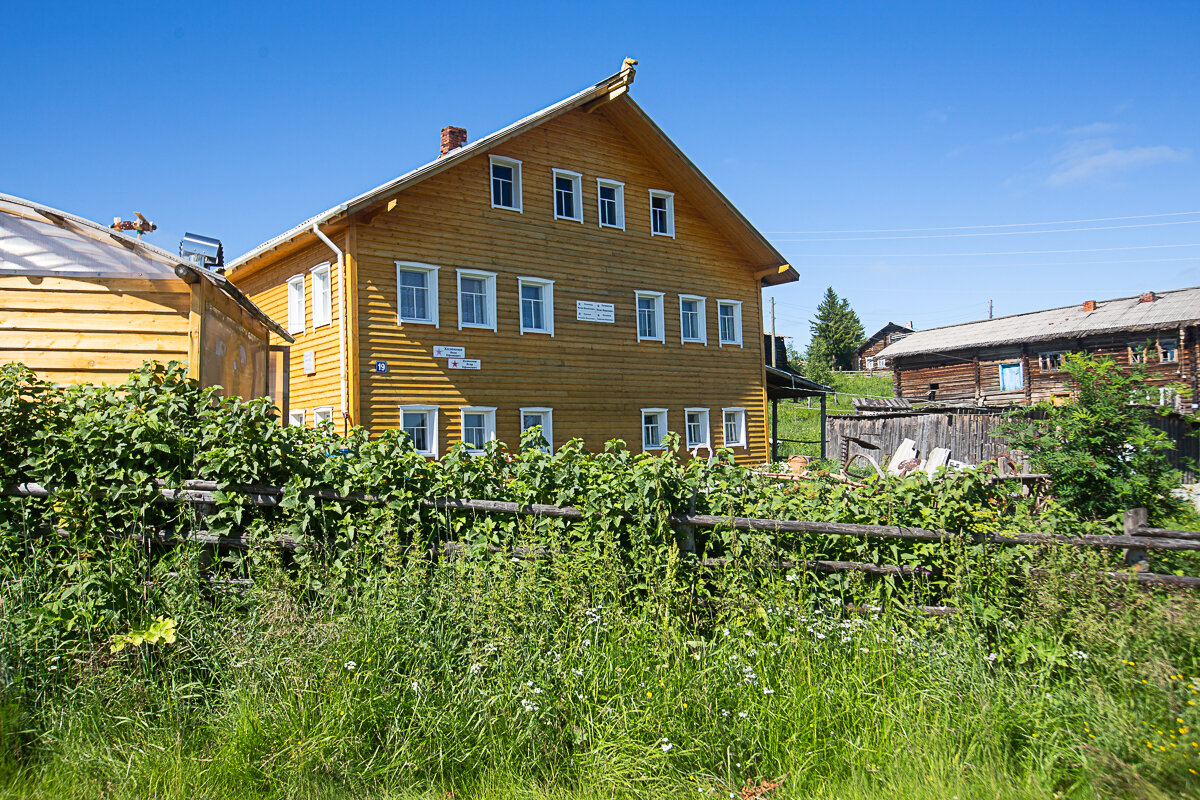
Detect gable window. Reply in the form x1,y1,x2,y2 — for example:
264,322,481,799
520,407,553,451
649,190,674,237
553,169,583,222
287,275,305,335
1039,351,1065,371
635,291,665,342
459,407,496,453
518,277,554,335
400,405,438,457
288,409,305,427
685,408,710,449
314,407,334,427
998,362,1024,391
311,263,332,328
457,269,497,331
641,408,669,451
722,408,746,448
1159,338,1179,364
396,262,439,326
597,178,625,229
490,155,522,212
679,295,707,344
717,299,742,346
1128,342,1146,364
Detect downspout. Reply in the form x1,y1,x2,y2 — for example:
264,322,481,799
312,223,348,436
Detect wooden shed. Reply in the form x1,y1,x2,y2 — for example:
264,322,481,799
0,192,291,396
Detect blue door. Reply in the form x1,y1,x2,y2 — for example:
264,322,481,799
999,362,1023,391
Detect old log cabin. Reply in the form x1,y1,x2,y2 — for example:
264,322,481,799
226,60,798,462
857,322,913,371
0,192,291,396
876,287,1200,408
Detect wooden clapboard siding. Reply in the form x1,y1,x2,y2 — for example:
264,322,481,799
0,275,190,384
351,105,769,462
234,237,345,422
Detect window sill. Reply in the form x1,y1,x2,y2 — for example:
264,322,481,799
491,204,523,213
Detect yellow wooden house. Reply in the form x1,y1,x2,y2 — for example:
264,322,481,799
227,60,797,462
0,192,291,396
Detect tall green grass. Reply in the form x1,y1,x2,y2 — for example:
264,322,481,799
774,372,894,460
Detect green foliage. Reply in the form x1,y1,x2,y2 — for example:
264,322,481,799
802,336,835,387
998,352,1184,522
2,361,1199,799
809,287,865,372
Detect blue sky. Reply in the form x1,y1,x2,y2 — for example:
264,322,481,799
3,1,1197,347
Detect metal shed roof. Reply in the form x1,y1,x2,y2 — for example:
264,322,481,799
877,285,1200,360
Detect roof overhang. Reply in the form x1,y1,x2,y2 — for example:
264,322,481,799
765,365,830,399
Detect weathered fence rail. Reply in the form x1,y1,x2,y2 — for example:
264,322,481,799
5,481,1199,588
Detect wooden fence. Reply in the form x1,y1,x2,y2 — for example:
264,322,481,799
5,480,1200,590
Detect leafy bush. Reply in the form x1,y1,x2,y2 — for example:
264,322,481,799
998,353,1185,522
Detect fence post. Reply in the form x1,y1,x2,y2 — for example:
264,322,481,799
819,393,827,461
1123,508,1149,570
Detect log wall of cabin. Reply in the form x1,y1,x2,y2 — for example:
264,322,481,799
349,105,770,462
0,275,190,385
893,325,1200,407
234,238,346,424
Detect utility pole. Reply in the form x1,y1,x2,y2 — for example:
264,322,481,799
769,297,777,368
989,299,993,319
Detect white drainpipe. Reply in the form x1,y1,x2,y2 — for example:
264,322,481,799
312,222,348,434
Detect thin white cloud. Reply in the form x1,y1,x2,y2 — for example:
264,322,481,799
1063,122,1120,137
1047,138,1189,186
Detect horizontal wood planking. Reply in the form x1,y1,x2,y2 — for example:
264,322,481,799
351,106,770,461
234,236,346,421
0,276,190,384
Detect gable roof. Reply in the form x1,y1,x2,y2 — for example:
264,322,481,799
878,285,1200,360
228,62,797,286
0,192,292,342
857,322,913,355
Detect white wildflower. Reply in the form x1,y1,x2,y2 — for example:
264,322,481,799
344,660,356,671
738,711,748,718
763,687,774,695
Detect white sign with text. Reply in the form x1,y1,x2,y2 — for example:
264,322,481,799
576,301,615,323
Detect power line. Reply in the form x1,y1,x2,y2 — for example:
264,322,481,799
778,218,1200,242
764,210,1200,235
784,256,1200,271
789,243,1200,258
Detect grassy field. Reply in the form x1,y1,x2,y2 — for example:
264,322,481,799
774,372,894,460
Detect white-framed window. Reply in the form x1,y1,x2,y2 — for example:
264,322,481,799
1160,338,1179,364
490,155,522,212
679,294,707,344
287,274,305,335
459,407,497,453
520,407,553,451
518,277,554,335
684,408,710,449
400,405,438,457
457,269,497,331
1039,351,1065,371
596,178,625,229
649,189,675,237
288,409,305,427
635,290,665,343
314,407,334,427
552,168,583,223
641,408,669,451
717,299,743,347
311,263,332,328
395,262,439,326
722,408,746,448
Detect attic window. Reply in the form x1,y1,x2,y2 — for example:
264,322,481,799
553,169,583,222
649,190,674,237
490,156,522,212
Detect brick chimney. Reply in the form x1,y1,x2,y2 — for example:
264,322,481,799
1139,291,1156,303
1082,300,1096,313
440,126,467,156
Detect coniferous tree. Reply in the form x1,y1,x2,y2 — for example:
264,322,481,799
809,287,865,371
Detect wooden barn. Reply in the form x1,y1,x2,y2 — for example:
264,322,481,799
227,60,798,462
0,192,291,396
857,322,912,371
877,287,1200,408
